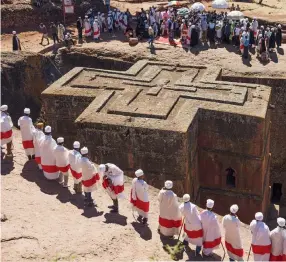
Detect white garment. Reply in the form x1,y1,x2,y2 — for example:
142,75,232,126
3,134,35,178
158,189,182,236
201,210,221,256
39,135,59,180
250,220,271,261
68,149,82,184
57,24,65,41
102,163,124,200
1,112,13,146
93,20,100,39
222,214,243,261
54,145,70,176
84,19,92,36
179,202,203,246
32,128,44,169
18,115,35,156
107,16,113,30
270,226,285,260
80,157,99,193
131,178,149,218
252,20,258,32
120,14,127,31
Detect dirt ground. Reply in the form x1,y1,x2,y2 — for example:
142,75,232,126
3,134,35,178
1,130,256,262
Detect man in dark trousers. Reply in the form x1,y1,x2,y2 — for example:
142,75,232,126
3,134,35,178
50,22,59,44
77,17,83,43
12,31,21,51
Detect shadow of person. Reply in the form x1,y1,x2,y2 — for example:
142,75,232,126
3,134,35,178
20,161,62,195
1,154,15,175
269,51,278,63
201,252,222,261
277,47,284,55
81,208,104,219
131,221,152,241
103,212,127,226
242,55,252,67
56,187,73,204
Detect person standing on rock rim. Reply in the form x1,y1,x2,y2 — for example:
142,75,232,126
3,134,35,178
276,24,282,48
54,137,70,187
80,147,100,207
39,23,49,45
107,11,114,35
179,194,203,256
57,22,65,42
39,126,59,180
158,180,182,238
99,163,125,213
130,169,149,225
270,217,286,261
68,141,82,194
250,212,271,261
200,199,221,257
93,18,100,41
84,16,92,38
12,31,21,51
1,105,13,156
77,17,83,42
18,108,36,160
32,122,45,170
222,205,244,261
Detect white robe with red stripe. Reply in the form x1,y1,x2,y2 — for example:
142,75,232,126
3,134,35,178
68,149,82,184
32,128,44,169
201,210,221,256
102,163,125,200
84,19,92,36
54,145,70,175
283,236,286,261
270,226,286,261
1,112,13,146
187,27,192,45
130,178,149,218
158,189,182,237
250,220,271,261
39,135,59,180
80,157,100,193
93,20,100,39
179,202,203,246
222,214,243,261
18,116,35,156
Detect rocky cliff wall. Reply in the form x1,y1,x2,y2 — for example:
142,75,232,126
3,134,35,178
1,52,61,123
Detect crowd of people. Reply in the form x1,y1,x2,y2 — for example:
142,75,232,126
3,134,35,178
2,104,286,261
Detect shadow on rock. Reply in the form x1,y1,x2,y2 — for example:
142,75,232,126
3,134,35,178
1,154,15,175
81,208,104,219
20,160,62,195
104,212,127,226
131,221,152,241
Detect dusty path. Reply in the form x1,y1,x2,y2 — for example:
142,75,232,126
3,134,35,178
1,130,255,261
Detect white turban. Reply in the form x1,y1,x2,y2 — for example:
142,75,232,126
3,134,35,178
206,199,214,209
99,164,106,173
73,141,80,149
164,180,173,190
255,212,263,221
277,217,285,227
0,105,8,111
80,147,88,155
45,126,51,133
12,31,16,35
183,194,190,202
230,204,239,214
57,137,64,143
135,169,144,177
24,108,30,114
278,24,281,28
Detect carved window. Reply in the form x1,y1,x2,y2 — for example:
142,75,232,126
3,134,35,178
226,167,236,187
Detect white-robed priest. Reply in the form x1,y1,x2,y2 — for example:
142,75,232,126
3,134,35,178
18,108,35,159
80,147,100,207
179,194,203,255
130,169,149,225
158,180,182,237
250,212,271,261
222,204,244,261
201,199,221,256
99,163,125,213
